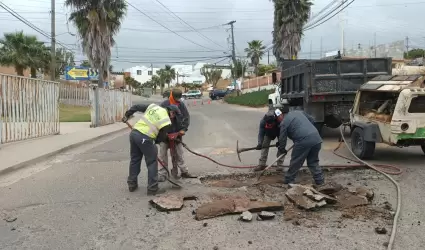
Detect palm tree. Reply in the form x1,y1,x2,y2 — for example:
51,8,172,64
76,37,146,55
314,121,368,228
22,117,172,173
163,65,176,89
271,0,312,63
65,0,127,87
0,31,48,77
244,40,266,76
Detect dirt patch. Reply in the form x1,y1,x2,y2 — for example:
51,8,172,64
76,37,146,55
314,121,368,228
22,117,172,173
200,171,284,188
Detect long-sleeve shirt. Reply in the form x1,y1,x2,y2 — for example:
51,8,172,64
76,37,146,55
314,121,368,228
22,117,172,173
124,104,171,144
160,100,190,131
278,111,322,150
258,118,280,144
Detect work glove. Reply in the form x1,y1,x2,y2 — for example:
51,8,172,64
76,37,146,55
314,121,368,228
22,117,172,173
275,141,280,148
278,147,287,155
256,144,262,150
179,130,185,136
121,116,129,123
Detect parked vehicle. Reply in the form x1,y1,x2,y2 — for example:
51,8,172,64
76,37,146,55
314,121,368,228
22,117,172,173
349,74,425,159
162,90,170,98
209,89,233,100
182,90,202,99
276,58,392,132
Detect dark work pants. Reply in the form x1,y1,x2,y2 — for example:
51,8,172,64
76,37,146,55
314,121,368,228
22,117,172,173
284,140,324,185
128,130,159,191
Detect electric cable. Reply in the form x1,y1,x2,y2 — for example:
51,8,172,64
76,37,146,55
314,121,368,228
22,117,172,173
125,0,220,52
152,0,227,50
304,0,356,31
304,0,349,29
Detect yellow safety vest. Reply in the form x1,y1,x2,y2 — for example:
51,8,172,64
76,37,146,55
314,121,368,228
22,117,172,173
133,104,172,139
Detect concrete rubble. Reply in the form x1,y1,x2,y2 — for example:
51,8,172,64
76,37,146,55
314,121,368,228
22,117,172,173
239,211,253,222
195,196,283,220
149,194,197,212
285,184,336,210
285,183,374,210
257,211,276,221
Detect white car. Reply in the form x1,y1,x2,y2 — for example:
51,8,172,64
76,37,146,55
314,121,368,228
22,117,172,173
182,90,202,99
268,86,288,109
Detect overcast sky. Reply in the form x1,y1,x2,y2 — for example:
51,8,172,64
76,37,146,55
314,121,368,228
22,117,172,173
0,0,424,70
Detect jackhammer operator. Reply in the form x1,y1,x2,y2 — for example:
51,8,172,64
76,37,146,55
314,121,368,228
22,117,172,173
254,110,284,172
275,109,325,185
159,88,194,178
122,103,174,195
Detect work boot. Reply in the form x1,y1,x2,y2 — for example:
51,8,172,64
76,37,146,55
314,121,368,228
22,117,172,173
127,182,138,192
254,165,267,172
275,165,285,172
147,188,166,196
158,168,168,183
181,172,197,178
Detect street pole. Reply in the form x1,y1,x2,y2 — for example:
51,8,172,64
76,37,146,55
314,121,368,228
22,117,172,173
267,50,270,64
50,0,56,81
310,40,312,59
320,37,323,59
226,20,237,66
374,32,377,58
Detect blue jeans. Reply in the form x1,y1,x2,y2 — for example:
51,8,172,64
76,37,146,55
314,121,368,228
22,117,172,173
284,141,324,185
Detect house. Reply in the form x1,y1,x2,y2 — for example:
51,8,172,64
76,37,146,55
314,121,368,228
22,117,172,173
125,65,161,84
171,62,232,85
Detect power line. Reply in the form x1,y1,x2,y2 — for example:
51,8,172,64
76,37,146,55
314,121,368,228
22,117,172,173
0,2,73,53
304,0,347,29
152,0,227,50
124,0,225,52
305,0,355,31
306,0,339,26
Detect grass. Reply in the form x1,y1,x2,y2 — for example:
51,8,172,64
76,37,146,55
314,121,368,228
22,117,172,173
224,89,274,107
59,104,91,122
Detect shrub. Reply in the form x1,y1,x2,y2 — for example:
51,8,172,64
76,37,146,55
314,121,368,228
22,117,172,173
224,89,274,107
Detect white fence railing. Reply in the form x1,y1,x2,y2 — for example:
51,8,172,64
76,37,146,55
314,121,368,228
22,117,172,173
90,87,132,127
0,74,60,144
59,84,90,106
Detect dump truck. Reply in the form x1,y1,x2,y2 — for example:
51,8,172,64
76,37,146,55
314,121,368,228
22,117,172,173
277,58,393,132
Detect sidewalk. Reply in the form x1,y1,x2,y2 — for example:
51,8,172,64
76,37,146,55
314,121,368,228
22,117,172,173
0,121,130,176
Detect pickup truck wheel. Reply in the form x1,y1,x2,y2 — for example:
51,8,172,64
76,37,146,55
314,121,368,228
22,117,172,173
351,127,375,159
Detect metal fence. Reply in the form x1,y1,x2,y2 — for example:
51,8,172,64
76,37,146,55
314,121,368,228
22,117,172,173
59,83,90,106
0,74,60,144
89,87,132,127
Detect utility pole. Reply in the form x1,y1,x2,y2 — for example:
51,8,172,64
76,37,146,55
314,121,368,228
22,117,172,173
226,20,237,66
405,36,410,54
339,1,345,56
310,40,313,59
374,32,377,58
320,37,323,59
267,50,270,64
50,0,56,81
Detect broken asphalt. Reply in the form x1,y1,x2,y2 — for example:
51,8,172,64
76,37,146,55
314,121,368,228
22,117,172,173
1,100,424,250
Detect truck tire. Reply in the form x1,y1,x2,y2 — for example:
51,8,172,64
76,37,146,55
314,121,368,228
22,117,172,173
325,115,342,128
421,144,425,155
351,127,375,159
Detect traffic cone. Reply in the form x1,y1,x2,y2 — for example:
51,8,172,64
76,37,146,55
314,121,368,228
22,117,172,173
208,99,211,104
193,100,196,106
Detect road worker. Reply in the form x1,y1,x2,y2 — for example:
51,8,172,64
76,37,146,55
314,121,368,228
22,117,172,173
254,109,284,172
122,103,174,195
275,108,325,185
159,88,195,178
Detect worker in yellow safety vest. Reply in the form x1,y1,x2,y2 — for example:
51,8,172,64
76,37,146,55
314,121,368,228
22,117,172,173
122,103,175,195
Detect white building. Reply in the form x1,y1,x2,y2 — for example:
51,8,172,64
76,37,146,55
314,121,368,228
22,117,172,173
125,65,161,84
171,62,232,85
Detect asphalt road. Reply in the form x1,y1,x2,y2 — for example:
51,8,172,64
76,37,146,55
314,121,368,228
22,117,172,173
1,98,424,250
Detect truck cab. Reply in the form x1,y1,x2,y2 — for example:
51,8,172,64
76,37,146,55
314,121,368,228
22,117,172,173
349,75,425,159
268,85,288,109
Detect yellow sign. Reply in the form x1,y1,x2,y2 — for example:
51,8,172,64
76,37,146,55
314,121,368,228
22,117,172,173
67,67,88,79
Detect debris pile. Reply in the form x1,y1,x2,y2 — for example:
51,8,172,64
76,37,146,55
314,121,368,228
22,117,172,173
194,196,283,220
285,183,375,210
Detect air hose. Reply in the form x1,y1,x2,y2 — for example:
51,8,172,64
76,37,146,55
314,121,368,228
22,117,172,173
180,127,401,250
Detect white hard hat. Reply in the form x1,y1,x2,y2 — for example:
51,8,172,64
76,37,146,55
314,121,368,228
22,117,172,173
274,109,282,117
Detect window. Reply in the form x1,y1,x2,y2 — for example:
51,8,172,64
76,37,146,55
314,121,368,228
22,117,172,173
408,96,425,113
136,70,142,75
148,71,152,76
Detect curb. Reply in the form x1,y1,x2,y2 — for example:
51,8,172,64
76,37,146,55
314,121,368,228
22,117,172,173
0,127,128,177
